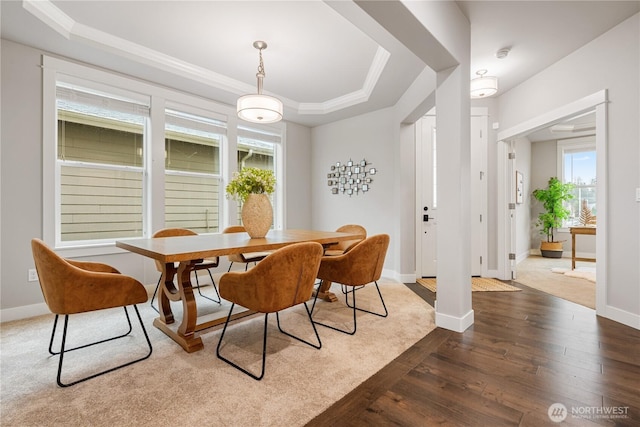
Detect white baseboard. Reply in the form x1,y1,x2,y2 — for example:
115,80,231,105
598,304,640,330
397,272,417,284
379,269,415,284
435,303,474,332
516,251,529,264
0,302,50,323
484,269,501,279
527,248,595,260
0,283,158,324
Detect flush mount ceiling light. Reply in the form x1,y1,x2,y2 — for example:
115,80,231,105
470,69,498,99
496,47,511,59
550,123,596,133
237,41,283,124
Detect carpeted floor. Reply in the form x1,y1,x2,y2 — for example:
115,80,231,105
0,280,435,427
416,277,521,293
514,256,595,309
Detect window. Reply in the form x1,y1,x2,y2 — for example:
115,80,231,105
164,109,225,233
56,83,150,245
44,56,284,254
236,126,282,229
557,137,596,228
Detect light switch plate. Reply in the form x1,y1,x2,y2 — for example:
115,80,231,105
636,188,640,202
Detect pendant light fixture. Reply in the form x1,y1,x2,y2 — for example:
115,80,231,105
237,41,283,124
470,69,498,98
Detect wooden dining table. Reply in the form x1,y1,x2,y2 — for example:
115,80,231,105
116,229,361,352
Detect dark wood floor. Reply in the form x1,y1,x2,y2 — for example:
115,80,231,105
306,281,640,426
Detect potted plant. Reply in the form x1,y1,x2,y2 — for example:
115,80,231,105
532,177,574,258
226,167,276,238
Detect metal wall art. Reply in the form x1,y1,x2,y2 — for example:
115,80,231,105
327,159,376,196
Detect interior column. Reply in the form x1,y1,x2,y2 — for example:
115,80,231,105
434,65,473,332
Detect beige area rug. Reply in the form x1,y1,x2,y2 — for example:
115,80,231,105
417,277,521,293
551,266,597,283
514,256,595,309
0,281,434,427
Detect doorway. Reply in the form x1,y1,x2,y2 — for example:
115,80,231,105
496,90,607,313
415,108,488,278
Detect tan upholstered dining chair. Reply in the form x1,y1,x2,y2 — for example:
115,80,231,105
323,224,366,256
216,241,324,380
31,238,152,387
222,225,271,272
149,228,221,313
311,234,390,335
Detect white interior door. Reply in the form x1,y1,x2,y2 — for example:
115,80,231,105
470,113,487,276
416,112,487,278
418,115,438,277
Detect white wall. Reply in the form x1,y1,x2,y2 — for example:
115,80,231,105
283,122,313,229
311,108,397,275
499,13,640,326
529,140,560,251
1,40,48,314
470,97,500,271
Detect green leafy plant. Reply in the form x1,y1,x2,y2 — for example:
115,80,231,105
225,167,276,203
532,177,574,242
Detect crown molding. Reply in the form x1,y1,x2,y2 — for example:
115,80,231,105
23,0,74,38
24,0,390,117
297,46,390,115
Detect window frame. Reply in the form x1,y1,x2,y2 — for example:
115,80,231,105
55,84,151,247
43,56,250,257
163,105,226,234
556,135,596,231
236,124,284,230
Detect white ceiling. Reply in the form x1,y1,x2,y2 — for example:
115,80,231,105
526,111,596,142
2,1,638,128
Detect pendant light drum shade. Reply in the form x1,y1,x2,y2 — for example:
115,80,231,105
237,94,283,124
237,41,283,124
470,69,498,98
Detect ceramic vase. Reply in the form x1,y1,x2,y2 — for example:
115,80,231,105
241,193,273,238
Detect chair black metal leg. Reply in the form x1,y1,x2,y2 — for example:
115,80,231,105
206,269,221,303
48,314,59,355
342,284,365,295
311,281,388,335
216,303,268,381
227,262,234,272
55,305,153,387
310,281,324,315
276,302,322,349
311,284,358,335
345,281,388,318
150,276,162,313
49,307,134,355
194,270,221,304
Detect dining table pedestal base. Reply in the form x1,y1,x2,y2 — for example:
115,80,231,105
315,279,338,302
153,318,204,353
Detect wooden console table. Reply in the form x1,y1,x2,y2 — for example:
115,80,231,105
569,226,596,270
